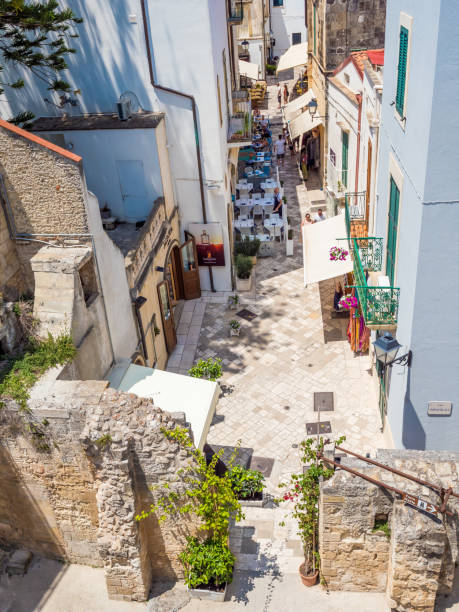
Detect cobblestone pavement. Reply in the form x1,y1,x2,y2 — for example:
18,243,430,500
171,74,391,610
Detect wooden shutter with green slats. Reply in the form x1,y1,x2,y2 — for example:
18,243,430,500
396,26,409,117
386,177,400,285
342,130,349,188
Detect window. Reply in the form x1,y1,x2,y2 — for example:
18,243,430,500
343,73,350,85
273,0,283,6
341,130,349,188
217,75,223,126
395,25,409,117
329,148,336,166
222,50,229,119
386,177,400,285
292,33,301,45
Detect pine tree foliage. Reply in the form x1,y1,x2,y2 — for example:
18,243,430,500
0,0,82,125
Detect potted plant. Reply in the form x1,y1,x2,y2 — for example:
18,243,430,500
227,465,265,507
235,254,253,291
278,435,345,587
187,357,222,381
286,228,294,257
234,237,260,265
135,427,243,602
229,319,241,337
227,294,239,310
329,246,349,261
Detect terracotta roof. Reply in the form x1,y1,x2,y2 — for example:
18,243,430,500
32,112,164,132
334,48,385,80
366,49,384,67
0,117,81,163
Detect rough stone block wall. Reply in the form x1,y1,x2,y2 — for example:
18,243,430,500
0,205,24,299
0,128,88,235
319,450,459,612
0,379,200,602
325,0,387,71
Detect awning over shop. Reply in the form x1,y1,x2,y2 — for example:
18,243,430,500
276,42,308,74
288,110,322,140
302,214,353,286
108,363,219,450
239,59,259,81
283,89,316,122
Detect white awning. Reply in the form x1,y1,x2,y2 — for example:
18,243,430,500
288,109,322,140
283,89,316,122
239,59,259,81
276,42,308,74
302,214,353,286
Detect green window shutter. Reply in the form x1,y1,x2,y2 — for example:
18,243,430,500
386,177,400,285
395,26,409,117
342,131,349,188
313,4,317,55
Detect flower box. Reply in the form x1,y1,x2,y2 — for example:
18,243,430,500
235,270,253,292
286,239,294,257
239,491,265,508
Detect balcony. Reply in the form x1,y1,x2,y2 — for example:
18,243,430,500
344,195,400,327
344,192,368,239
228,0,243,23
228,99,252,146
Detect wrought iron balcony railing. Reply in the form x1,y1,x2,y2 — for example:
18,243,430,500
228,98,252,145
351,238,400,326
228,0,243,23
344,192,367,239
352,237,383,272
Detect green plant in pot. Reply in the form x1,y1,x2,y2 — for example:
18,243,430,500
227,465,265,501
235,254,253,279
135,427,243,594
278,435,345,587
188,357,222,381
234,237,260,259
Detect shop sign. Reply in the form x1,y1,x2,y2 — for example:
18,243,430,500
188,223,225,267
402,493,441,520
427,401,452,417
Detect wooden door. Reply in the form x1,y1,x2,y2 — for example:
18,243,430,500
157,280,177,353
179,238,201,300
366,140,372,223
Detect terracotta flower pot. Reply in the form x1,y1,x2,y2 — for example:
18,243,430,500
299,563,318,587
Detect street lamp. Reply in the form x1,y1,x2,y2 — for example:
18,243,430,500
241,40,249,53
373,332,412,373
307,98,318,118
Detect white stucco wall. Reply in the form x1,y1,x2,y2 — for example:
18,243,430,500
271,0,307,57
374,0,459,450
85,190,139,362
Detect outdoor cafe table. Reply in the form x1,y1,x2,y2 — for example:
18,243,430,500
260,180,279,190
244,167,271,180
264,217,283,229
234,219,254,229
236,182,253,191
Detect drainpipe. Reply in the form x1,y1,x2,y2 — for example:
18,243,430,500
140,0,215,292
355,93,362,195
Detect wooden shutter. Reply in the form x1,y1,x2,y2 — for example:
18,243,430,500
386,177,400,285
396,26,409,117
313,4,317,55
341,131,349,188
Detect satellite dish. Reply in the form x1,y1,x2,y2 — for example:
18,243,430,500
119,91,141,113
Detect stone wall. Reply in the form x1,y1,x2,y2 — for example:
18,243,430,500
0,205,23,300
0,379,199,601
0,127,88,235
319,450,459,611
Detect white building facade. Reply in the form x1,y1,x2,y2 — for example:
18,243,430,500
0,0,244,292
374,0,459,450
270,0,307,58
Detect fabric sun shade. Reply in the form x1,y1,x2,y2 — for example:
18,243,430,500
302,214,353,286
288,110,322,140
239,59,259,80
283,89,316,122
276,42,308,74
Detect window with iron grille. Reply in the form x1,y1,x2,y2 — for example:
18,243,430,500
292,33,301,45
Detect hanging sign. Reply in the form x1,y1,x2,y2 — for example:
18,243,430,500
188,223,225,267
402,493,441,519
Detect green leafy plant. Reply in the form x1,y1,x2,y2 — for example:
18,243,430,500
235,254,253,280
180,537,235,590
228,294,239,306
229,319,240,331
95,434,112,450
372,517,390,538
278,435,345,578
266,63,276,75
287,229,293,240
234,237,260,258
227,465,265,500
0,0,83,127
187,357,222,381
0,334,76,411
154,325,161,336
282,196,287,203
136,426,243,542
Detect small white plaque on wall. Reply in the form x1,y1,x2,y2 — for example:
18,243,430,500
427,402,452,416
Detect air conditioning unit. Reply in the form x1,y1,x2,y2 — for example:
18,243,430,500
117,99,131,121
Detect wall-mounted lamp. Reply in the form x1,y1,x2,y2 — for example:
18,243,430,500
307,98,318,118
134,295,147,308
241,40,249,52
373,332,412,374
155,266,164,272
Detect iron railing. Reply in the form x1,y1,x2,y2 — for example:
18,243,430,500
228,98,252,144
353,237,383,272
228,0,243,23
351,239,400,326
